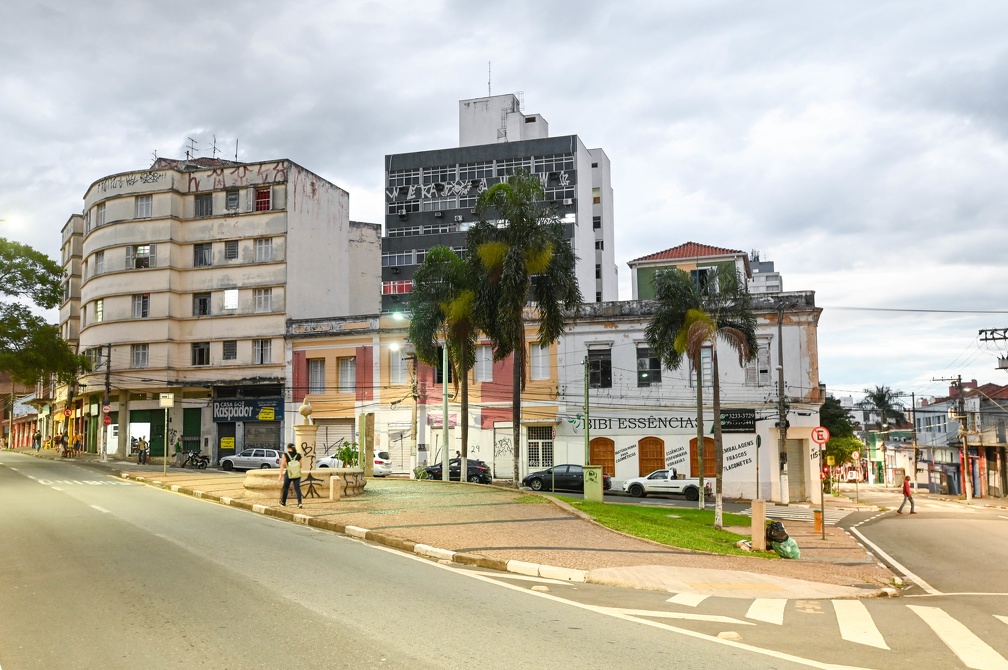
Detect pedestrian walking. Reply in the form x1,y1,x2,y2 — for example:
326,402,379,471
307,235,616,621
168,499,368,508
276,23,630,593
897,475,916,514
137,436,148,465
279,443,303,508
32,430,41,452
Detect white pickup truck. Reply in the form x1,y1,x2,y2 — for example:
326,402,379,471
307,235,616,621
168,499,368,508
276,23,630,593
621,468,711,501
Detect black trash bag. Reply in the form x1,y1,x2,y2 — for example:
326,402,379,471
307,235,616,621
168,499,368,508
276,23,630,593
765,521,789,544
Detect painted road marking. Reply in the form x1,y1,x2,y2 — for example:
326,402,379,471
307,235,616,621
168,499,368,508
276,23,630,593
667,592,709,607
746,598,787,625
996,615,1008,627
613,608,754,626
51,487,63,491
90,505,111,514
999,516,1008,520
35,479,132,486
909,605,1008,670
849,526,941,595
832,600,888,650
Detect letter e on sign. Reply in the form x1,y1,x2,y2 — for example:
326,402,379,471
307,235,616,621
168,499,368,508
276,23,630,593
811,426,830,445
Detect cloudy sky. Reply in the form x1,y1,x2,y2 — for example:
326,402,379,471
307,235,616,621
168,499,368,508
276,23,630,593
2,0,1007,403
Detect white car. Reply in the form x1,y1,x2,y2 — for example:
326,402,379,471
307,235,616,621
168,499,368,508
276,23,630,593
220,448,282,472
315,450,393,476
620,469,710,501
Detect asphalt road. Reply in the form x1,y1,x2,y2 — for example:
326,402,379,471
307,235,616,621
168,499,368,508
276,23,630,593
0,453,817,670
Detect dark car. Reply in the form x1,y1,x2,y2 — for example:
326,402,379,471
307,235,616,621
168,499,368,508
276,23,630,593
522,464,612,492
425,457,492,484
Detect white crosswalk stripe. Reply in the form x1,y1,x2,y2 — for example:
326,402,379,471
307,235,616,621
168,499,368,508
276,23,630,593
908,605,1008,670
745,598,786,625
738,507,851,525
666,592,708,607
832,600,888,649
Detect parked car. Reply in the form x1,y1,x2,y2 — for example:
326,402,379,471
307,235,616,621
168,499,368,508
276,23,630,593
372,451,393,477
522,464,612,492
620,469,710,501
315,454,344,468
220,448,282,472
425,457,492,484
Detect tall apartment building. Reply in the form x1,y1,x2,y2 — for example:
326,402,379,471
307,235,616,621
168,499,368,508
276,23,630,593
65,157,380,463
381,93,618,312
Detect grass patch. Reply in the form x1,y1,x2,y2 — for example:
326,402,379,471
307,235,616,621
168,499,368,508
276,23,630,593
563,498,758,556
514,494,549,504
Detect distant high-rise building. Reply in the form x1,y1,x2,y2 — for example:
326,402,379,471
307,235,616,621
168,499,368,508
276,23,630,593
382,93,617,312
748,252,783,293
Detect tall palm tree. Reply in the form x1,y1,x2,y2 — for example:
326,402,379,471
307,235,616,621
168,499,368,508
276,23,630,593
645,265,757,528
858,386,905,430
469,170,582,486
408,246,478,475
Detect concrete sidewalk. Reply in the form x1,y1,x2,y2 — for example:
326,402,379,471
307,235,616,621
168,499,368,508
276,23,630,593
11,448,896,600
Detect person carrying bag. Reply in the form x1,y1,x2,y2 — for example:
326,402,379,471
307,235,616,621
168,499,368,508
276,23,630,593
279,444,303,508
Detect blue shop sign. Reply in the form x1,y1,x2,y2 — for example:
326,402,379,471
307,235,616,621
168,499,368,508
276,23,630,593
213,398,284,423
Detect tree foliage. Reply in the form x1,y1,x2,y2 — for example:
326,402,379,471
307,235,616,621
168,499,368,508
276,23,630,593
645,265,758,527
858,385,906,429
820,396,856,439
408,246,478,465
469,171,583,485
0,238,86,385
825,435,863,468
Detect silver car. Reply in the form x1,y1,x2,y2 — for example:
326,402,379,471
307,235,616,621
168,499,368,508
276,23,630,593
220,448,282,471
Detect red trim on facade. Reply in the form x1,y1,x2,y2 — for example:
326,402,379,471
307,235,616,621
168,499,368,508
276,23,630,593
291,350,307,402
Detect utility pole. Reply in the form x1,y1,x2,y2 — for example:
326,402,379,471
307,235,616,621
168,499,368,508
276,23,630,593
910,392,917,493
934,375,971,502
101,343,112,461
776,299,788,503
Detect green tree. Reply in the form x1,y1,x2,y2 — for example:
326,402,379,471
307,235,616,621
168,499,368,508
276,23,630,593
408,246,479,474
858,385,905,430
469,170,583,486
0,238,85,385
825,435,862,468
645,265,757,528
820,396,856,439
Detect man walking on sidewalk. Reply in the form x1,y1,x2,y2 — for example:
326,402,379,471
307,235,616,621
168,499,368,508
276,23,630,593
897,475,916,514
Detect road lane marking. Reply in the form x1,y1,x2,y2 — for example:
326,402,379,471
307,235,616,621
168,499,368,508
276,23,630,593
832,600,888,649
746,598,787,625
51,487,63,491
667,592,708,607
90,505,111,514
849,525,941,595
996,615,1008,627
909,605,1008,670
999,516,1008,520
469,571,573,586
612,608,754,625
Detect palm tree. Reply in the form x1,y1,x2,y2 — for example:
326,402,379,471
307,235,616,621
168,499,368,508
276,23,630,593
469,170,582,486
858,386,905,430
408,246,478,476
645,265,757,528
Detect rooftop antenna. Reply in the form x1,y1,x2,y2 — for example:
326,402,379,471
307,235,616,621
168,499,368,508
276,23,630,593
234,139,239,162
211,134,220,159
488,61,491,96
151,150,158,163
185,136,198,160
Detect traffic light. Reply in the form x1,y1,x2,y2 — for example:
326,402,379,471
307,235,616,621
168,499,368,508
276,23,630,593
820,464,829,480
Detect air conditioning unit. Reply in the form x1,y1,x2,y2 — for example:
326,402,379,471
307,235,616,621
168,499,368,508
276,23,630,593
563,198,573,206
434,211,443,218
398,210,407,219
453,215,463,222
470,208,477,214
391,267,400,274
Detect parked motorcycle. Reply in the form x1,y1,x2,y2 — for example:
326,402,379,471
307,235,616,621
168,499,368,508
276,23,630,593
181,451,209,469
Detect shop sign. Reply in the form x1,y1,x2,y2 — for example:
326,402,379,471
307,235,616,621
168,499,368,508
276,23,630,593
721,409,756,433
212,398,284,423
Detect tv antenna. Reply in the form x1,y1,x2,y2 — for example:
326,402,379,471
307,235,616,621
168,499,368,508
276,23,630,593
210,134,220,159
234,139,239,162
185,137,198,160
488,61,491,96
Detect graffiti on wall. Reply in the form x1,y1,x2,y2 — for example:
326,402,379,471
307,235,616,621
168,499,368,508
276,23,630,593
94,171,166,193
385,171,572,203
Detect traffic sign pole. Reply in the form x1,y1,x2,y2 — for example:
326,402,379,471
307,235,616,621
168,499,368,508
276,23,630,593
810,426,830,540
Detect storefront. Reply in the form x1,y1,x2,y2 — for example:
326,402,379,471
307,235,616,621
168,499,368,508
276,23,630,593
212,397,285,464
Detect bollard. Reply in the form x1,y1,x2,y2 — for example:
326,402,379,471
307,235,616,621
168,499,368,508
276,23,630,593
751,499,767,551
329,474,342,501
813,510,823,534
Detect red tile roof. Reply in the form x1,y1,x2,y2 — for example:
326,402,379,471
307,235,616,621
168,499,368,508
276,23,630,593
629,242,745,264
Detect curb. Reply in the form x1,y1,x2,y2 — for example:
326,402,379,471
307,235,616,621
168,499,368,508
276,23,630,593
119,472,589,584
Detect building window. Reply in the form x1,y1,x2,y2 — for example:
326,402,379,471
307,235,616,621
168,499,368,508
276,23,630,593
131,344,148,368
194,243,212,267
308,359,325,393
593,216,601,230
527,426,554,469
94,251,104,275
254,238,273,262
96,203,106,226
690,267,719,295
588,350,612,389
390,350,407,385
253,339,271,365
254,187,272,212
475,345,493,382
224,240,238,259
127,244,156,269
595,291,602,303
132,294,150,319
530,343,549,381
382,280,413,295
338,357,356,393
745,342,772,386
637,347,661,387
595,264,601,279
434,347,453,384
225,190,240,211
193,292,211,316
690,348,713,387
192,342,210,366
135,195,152,219
95,299,104,323
253,288,272,313
592,187,601,204
222,340,237,360
223,288,238,310
595,240,604,250
195,193,213,218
